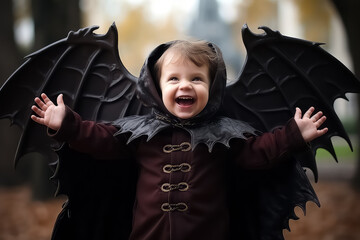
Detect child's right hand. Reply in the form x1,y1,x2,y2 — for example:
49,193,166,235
31,93,65,131
294,107,328,142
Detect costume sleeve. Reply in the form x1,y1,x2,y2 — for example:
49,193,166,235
48,106,130,160
231,118,308,169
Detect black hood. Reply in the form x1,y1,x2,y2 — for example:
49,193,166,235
114,40,255,151
136,40,227,125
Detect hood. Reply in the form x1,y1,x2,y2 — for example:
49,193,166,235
136,40,227,125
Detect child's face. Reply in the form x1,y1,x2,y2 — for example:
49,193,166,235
159,50,210,119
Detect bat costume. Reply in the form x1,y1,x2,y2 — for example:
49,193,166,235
1,23,359,240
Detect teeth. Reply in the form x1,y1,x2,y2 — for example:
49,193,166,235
178,97,193,100
175,96,195,105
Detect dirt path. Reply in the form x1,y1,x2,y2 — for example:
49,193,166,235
285,181,360,240
0,181,359,240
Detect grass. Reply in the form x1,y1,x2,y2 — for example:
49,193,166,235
315,139,357,163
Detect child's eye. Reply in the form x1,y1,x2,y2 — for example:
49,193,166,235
192,77,202,82
169,77,178,81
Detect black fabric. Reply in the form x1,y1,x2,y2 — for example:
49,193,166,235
113,114,257,152
227,158,319,240
51,145,137,240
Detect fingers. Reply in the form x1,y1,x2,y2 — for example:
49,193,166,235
307,108,326,128
33,93,62,110
32,93,50,117
294,107,315,119
294,107,302,119
303,106,315,119
31,101,46,125
30,114,45,125
313,114,326,128
296,107,324,122
33,93,53,110
315,126,328,139
31,104,44,118
307,108,328,138
318,127,328,135
34,96,47,111
310,110,323,122
57,94,64,106
41,93,54,106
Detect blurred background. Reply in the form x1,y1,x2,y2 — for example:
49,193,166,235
1,0,360,239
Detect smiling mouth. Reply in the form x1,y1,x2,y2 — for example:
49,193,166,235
176,96,195,106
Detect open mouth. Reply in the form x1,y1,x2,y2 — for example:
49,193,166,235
175,96,195,106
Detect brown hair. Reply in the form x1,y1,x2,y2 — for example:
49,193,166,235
154,40,219,83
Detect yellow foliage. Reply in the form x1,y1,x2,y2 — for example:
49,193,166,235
232,0,333,50
115,6,180,76
296,0,332,42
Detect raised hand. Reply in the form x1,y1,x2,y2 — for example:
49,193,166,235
294,107,328,142
31,93,66,131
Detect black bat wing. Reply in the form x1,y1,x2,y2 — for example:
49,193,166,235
0,23,150,239
223,25,360,179
222,25,360,240
0,23,150,166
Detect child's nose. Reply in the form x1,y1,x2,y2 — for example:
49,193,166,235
179,80,192,90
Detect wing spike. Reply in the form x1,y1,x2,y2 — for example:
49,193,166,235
257,26,281,37
316,137,339,162
241,24,282,51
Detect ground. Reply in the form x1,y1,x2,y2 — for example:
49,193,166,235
283,181,360,240
0,179,360,240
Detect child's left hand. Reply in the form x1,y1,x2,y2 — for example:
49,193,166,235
294,107,328,142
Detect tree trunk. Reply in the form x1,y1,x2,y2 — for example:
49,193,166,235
330,0,360,190
0,0,21,83
32,0,81,49
0,0,25,186
29,0,81,200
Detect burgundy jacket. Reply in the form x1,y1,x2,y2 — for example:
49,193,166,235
51,106,307,240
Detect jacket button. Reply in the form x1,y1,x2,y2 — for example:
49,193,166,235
163,163,191,173
161,182,189,192
163,142,191,153
161,202,188,212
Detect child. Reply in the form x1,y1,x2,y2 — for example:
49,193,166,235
31,40,327,239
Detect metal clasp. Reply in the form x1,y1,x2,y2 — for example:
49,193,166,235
163,163,191,173
161,182,189,192
161,202,188,212
163,142,191,153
